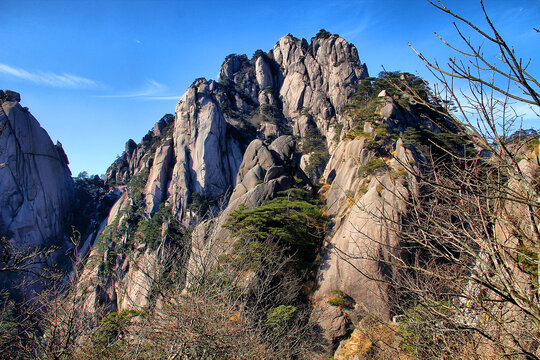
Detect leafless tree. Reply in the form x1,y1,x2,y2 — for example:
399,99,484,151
350,1,540,358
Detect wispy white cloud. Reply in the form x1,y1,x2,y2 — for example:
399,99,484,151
0,63,98,89
341,18,372,39
145,96,180,100
98,80,178,100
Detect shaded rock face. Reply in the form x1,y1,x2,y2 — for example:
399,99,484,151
103,32,368,225
0,91,74,295
230,135,296,205
315,138,415,320
77,193,168,314
217,34,368,142
182,135,311,295
0,91,73,248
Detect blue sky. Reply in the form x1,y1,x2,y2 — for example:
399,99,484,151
1,0,538,176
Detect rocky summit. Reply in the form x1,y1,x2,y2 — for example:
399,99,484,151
77,31,446,349
1,29,538,360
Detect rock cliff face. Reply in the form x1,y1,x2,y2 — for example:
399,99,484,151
0,90,73,247
168,79,245,220
78,32,456,355
102,31,368,226
0,90,74,291
82,31,369,314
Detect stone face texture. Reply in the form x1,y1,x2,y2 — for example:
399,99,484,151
145,138,175,215
315,128,419,323
181,136,301,293
169,79,244,220
0,93,73,249
255,56,273,89
83,33,371,314
80,32,437,332
271,34,367,136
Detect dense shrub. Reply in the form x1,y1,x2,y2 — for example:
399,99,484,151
327,289,354,308
267,305,297,329
187,192,216,217
316,29,332,39
361,158,388,175
224,189,326,249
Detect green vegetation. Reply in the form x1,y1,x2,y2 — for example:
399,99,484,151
85,310,141,357
305,150,330,181
137,205,169,249
252,49,265,60
0,291,18,352
398,303,458,357
260,104,280,123
403,126,422,149
127,168,149,198
333,123,344,142
364,139,380,151
402,125,469,156
375,123,389,138
267,305,297,329
187,192,216,217
343,71,448,144
516,244,539,282
97,167,182,277
97,212,123,251
353,72,430,105
302,127,330,180
327,289,354,308
361,158,388,175
316,29,332,39
345,126,371,140
526,136,539,153
225,189,326,248
259,104,291,135
71,173,117,240
224,188,326,271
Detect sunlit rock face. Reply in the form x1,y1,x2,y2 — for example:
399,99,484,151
79,32,372,314
82,32,433,331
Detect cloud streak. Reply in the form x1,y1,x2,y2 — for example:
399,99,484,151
0,63,98,89
98,80,178,100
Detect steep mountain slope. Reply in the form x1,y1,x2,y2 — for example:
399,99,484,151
79,31,368,313
74,32,465,357
0,90,74,292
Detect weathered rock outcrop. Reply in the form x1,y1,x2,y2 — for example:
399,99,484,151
315,138,415,317
78,192,167,313
272,33,367,130
169,79,246,220
80,34,451,351
0,90,74,295
181,135,306,293
0,90,73,248
80,32,371,314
